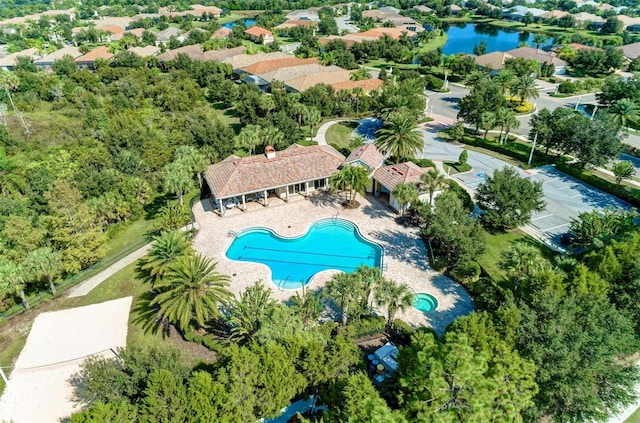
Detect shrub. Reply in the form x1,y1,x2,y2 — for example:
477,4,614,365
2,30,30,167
459,149,468,165
515,103,533,113
391,319,415,344
558,80,576,94
341,316,387,338
446,179,474,212
450,260,481,284
410,158,436,169
424,74,444,90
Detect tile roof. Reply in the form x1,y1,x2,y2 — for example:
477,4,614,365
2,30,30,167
203,144,346,199
572,12,603,22
75,46,113,62
97,25,125,34
89,17,131,29
221,52,290,69
35,47,82,64
211,27,232,39
275,20,318,29
202,46,247,61
357,27,417,40
319,34,378,47
125,28,146,38
156,27,182,42
413,5,433,12
373,161,428,191
128,46,160,57
619,42,640,60
473,51,514,70
241,57,319,75
616,15,640,26
0,48,40,67
244,26,273,37
259,64,344,82
505,46,567,66
285,70,353,92
540,10,570,19
551,43,601,53
157,44,203,61
343,143,385,170
330,78,384,93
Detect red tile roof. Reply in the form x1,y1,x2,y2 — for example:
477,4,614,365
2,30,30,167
373,162,427,191
211,27,232,39
244,26,273,37
204,144,346,199
330,78,384,93
343,143,385,170
241,57,319,75
75,46,114,62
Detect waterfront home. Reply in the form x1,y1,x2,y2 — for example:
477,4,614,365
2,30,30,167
506,46,567,74
244,26,275,44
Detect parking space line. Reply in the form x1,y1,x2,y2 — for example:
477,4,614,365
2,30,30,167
571,193,583,198
543,178,560,183
557,185,572,190
531,214,554,221
544,223,571,232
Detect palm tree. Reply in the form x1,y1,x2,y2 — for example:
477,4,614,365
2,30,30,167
329,164,370,207
25,247,63,296
0,261,28,309
162,161,193,206
499,243,546,292
495,107,515,143
150,254,232,331
324,272,358,325
420,168,447,205
493,69,517,97
290,102,308,132
532,34,548,50
234,124,262,155
375,114,424,162
514,75,539,106
464,70,490,89
228,281,276,342
174,145,208,187
137,230,193,286
374,278,414,328
502,111,520,144
289,287,324,326
609,98,638,130
304,106,321,141
353,265,384,313
479,111,496,140
391,183,419,216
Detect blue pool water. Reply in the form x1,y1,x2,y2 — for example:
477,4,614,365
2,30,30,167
355,117,383,141
222,18,257,29
226,218,383,289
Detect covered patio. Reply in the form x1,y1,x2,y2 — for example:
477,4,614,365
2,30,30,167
202,144,345,217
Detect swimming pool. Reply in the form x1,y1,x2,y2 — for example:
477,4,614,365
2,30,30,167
226,218,383,289
355,117,383,141
413,293,438,312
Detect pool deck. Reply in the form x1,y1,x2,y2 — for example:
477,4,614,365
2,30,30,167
192,192,474,335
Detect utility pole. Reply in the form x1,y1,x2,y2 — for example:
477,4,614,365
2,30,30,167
528,132,538,166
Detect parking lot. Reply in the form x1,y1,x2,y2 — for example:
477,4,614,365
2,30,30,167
421,125,632,248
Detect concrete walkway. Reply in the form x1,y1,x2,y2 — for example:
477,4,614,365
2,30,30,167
67,244,152,298
314,119,348,146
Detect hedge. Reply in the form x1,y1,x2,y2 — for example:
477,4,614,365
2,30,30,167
410,157,436,169
339,316,387,338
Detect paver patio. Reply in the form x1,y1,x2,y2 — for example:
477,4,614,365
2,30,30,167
192,192,474,334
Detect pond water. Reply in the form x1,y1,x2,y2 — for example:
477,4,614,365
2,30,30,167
442,23,554,55
222,18,257,29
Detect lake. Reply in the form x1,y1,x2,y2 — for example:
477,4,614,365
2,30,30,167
222,18,257,29
442,23,553,55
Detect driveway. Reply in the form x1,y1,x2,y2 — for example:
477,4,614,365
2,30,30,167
420,124,632,248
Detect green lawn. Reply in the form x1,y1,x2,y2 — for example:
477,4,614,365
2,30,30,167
626,407,640,423
326,121,358,149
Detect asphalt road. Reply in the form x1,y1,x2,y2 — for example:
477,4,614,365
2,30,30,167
426,84,640,149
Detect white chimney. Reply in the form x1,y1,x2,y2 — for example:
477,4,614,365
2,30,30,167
265,145,276,159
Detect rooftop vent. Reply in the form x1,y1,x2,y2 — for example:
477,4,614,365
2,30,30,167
265,145,276,159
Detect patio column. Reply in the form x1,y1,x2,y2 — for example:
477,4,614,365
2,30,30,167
285,185,290,202
242,194,246,211
263,190,268,206
305,181,309,196
218,199,224,217
324,178,329,191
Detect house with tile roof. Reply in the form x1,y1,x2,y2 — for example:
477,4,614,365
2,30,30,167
619,42,640,60
330,78,384,94
473,51,514,74
157,44,204,62
75,46,114,70
221,52,290,72
203,144,345,215
241,57,319,77
211,27,232,39
0,48,40,71
284,9,321,21
128,45,160,57
125,28,146,39
285,70,354,92
244,26,275,44
97,24,124,41
155,27,182,45
274,20,317,31
34,47,82,71
506,46,567,74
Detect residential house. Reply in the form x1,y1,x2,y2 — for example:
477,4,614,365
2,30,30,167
128,45,160,57
221,52,290,73
572,12,604,28
506,46,567,74
75,46,114,70
178,27,208,43
203,144,345,216
505,6,547,21
615,15,640,31
124,28,146,39
619,42,640,60
202,46,247,62
0,48,40,71
238,57,320,89
285,8,321,21
131,13,161,22
449,5,462,15
362,9,423,32
473,51,515,74
244,26,275,44
329,78,384,94
540,10,570,22
210,27,232,39
155,27,182,45
163,5,222,19
258,64,345,87
285,70,354,92
157,44,204,62
413,5,433,13
34,46,81,71
550,43,601,54
342,142,386,193
89,17,131,30
274,20,317,33
97,24,125,41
